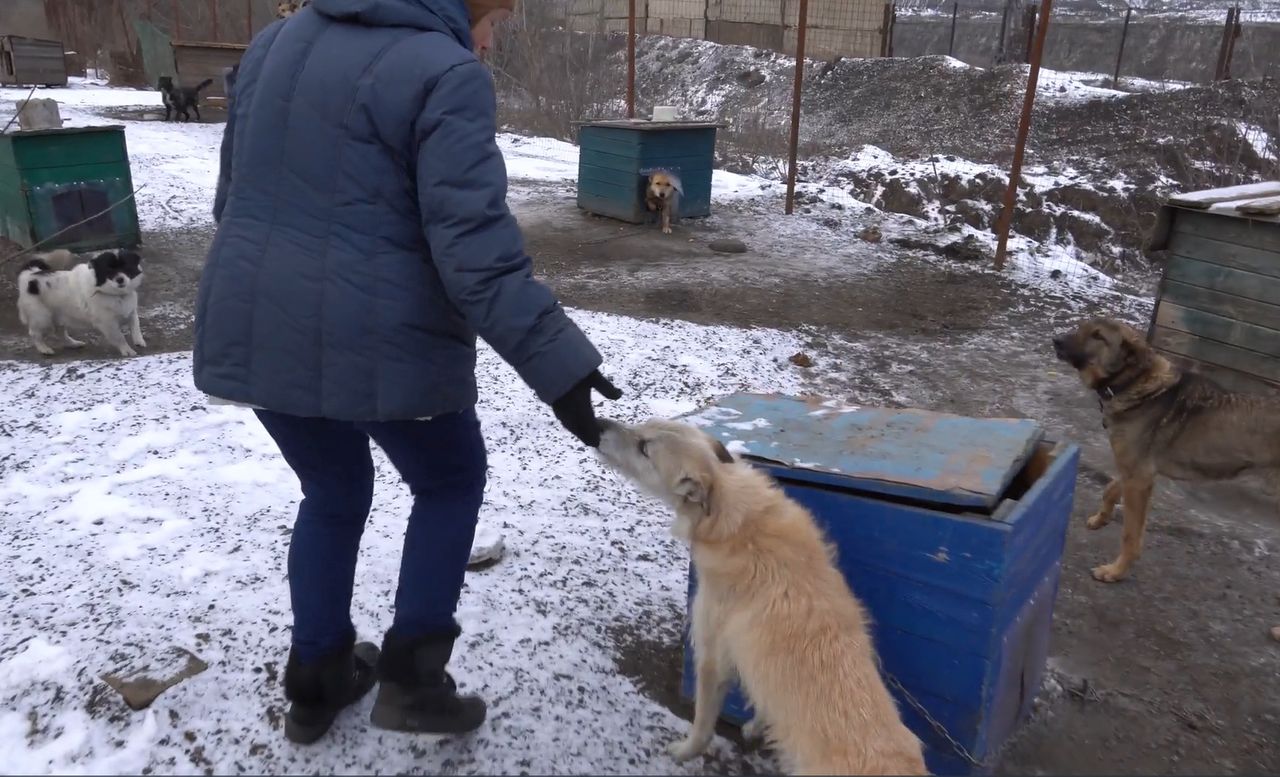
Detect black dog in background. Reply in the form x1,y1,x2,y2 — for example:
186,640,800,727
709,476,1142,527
158,76,214,122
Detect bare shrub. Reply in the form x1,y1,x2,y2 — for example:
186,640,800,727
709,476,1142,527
488,1,625,141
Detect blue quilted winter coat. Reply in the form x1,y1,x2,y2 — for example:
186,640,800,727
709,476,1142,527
193,0,601,421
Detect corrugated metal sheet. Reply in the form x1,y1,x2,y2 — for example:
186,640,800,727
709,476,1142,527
172,41,246,100
0,35,67,87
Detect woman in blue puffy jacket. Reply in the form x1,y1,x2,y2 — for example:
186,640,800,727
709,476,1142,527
195,0,620,743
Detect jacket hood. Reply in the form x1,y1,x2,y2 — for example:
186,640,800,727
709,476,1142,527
309,0,473,48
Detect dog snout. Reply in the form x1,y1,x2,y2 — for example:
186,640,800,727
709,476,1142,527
598,418,621,436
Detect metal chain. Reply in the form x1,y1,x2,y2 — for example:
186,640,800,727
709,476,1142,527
877,657,1006,769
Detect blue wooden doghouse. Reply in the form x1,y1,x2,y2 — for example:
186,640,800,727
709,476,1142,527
575,119,726,224
681,394,1080,775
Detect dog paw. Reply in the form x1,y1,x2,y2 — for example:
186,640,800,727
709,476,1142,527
35,345,56,356
118,346,138,358
1085,512,1110,530
64,337,85,349
132,337,147,348
741,717,766,742
662,227,672,235
1091,562,1128,583
667,737,708,762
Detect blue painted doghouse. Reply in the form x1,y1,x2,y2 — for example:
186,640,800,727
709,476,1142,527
575,119,725,224
680,394,1080,775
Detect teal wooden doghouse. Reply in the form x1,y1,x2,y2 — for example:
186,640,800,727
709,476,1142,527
0,126,141,252
1148,181,1280,394
575,119,726,224
681,394,1081,775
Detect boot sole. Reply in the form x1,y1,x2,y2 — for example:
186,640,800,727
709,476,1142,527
369,703,486,734
285,711,339,745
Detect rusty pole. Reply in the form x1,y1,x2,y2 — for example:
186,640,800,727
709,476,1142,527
1022,4,1037,64
879,2,893,57
1112,7,1131,86
1213,7,1235,81
626,0,636,119
993,0,1053,271
1223,6,1242,81
948,1,958,57
785,0,809,216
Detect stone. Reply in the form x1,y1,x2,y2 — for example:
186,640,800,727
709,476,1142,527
101,646,208,711
709,238,747,254
15,98,63,131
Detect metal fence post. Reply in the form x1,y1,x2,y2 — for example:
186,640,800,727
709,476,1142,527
1022,3,1037,64
994,0,1053,270
948,1,958,57
627,0,636,119
785,0,809,216
1223,6,1242,81
879,2,894,57
211,0,220,41
1113,7,1131,86
247,0,254,42
1214,6,1236,81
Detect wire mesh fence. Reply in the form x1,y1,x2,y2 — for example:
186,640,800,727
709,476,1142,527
31,0,1280,285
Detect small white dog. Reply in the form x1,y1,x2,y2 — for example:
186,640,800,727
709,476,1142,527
17,249,146,357
597,418,928,775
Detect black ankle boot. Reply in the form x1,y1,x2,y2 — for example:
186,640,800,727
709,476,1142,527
370,628,486,734
283,640,379,744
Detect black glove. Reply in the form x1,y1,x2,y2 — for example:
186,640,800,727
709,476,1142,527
551,370,623,447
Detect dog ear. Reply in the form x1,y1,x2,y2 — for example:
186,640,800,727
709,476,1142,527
710,439,735,464
674,472,714,516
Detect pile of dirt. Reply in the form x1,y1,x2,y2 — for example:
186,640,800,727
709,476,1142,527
629,36,1278,267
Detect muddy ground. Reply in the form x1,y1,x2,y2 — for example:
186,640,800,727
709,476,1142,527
2,185,1278,775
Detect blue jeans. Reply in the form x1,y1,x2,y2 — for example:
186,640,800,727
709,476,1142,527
255,408,487,663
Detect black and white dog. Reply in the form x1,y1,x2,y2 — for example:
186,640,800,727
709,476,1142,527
158,76,214,122
17,250,146,357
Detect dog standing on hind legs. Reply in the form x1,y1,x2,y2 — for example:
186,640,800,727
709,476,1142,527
596,418,927,775
1053,318,1280,602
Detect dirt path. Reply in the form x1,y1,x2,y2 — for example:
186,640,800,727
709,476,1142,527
2,187,1277,775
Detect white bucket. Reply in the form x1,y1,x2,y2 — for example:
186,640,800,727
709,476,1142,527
651,105,678,122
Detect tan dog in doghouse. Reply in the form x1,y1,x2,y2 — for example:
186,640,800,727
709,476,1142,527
596,418,929,775
645,171,682,235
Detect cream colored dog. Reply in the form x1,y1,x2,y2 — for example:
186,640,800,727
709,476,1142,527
597,418,928,775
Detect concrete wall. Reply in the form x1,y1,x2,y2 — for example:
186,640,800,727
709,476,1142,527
0,0,54,41
568,0,885,58
893,15,1280,82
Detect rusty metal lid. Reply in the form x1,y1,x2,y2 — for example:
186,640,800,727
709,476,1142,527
684,393,1044,514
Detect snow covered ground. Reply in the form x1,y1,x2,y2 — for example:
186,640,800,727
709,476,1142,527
0,315,802,774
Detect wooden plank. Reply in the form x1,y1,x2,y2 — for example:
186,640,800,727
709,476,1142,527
1159,279,1280,333
1168,231,1280,280
1156,349,1278,396
695,394,1044,512
1237,196,1280,216
1172,209,1280,255
1150,325,1280,385
1164,255,1280,307
1156,300,1280,360
1169,181,1280,209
